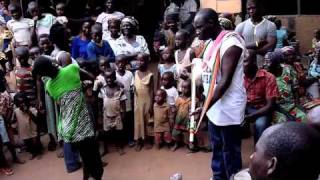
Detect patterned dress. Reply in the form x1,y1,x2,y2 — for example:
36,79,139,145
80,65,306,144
273,64,307,123
134,71,153,140
172,96,191,142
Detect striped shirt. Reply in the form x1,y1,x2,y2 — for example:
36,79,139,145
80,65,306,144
15,66,36,102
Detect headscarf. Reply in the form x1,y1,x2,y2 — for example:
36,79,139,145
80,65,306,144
265,50,284,64
281,46,295,55
219,17,233,30
121,16,139,32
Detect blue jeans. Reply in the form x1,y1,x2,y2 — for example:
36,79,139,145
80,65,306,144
246,107,271,144
63,142,81,172
208,121,242,180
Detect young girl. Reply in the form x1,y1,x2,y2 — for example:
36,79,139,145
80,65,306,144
99,68,126,155
153,89,172,149
172,79,194,151
134,53,154,151
161,71,179,106
13,92,42,160
158,46,178,88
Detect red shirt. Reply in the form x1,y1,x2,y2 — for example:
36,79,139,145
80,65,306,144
244,69,279,108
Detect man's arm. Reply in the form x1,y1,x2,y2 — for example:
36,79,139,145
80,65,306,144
246,98,275,120
208,46,242,108
256,35,276,55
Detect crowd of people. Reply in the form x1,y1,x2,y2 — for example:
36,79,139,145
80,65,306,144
0,0,320,180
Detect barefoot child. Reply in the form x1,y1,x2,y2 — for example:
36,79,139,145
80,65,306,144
172,79,194,151
12,92,42,160
115,55,134,146
153,89,172,149
134,53,154,151
99,68,126,155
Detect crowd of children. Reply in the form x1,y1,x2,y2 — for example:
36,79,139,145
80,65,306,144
0,0,319,179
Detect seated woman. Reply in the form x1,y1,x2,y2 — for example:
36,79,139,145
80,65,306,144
307,42,320,99
264,51,308,123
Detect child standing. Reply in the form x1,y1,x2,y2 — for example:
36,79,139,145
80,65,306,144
174,30,195,91
14,47,36,105
87,24,115,63
7,4,34,47
0,70,25,167
153,89,172,149
158,46,177,81
134,53,154,151
115,55,134,146
172,79,194,151
13,92,42,159
161,71,178,106
29,46,40,65
99,68,126,155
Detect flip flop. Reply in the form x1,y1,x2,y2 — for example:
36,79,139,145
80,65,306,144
1,168,14,176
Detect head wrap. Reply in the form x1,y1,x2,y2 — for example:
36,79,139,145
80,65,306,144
281,46,295,55
265,50,284,64
219,17,233,30
121,16,139,32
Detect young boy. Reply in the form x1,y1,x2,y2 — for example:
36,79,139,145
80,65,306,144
7,4,33,47
153,89,172,149
87,24,115,63
115,54,134,146
14,47,36,104
38,34,53,55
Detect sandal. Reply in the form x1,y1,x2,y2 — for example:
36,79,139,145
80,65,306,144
1,168,14,176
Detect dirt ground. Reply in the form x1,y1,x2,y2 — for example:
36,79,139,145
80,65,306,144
0,136,253,180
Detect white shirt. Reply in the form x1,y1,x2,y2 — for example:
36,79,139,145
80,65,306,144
7,18,34,46
116,35,150,55
105,34,121,55
116,70,134,111
202,35,247,126
96,11,125,40
161,86,179,106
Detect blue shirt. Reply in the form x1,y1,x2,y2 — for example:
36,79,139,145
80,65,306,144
276,29,287,49
71,36,90,60
86,40,115,62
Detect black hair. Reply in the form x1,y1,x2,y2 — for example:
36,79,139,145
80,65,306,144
157,88,167,99
115,54,127,62
153,31,167,46
165,12,179,22
91,23,103,33
274,19,282,29
49,23,69,51
15,46,29,60
263,122,320,180
38,33,50,41
177,29,190,39
8,3,20,12
14,92,29,106
105,68,116,78
0,69,5,92
162,71,175,82
32,55,57,77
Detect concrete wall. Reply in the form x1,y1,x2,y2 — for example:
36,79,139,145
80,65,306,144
277,15,320,53
200,0,241,13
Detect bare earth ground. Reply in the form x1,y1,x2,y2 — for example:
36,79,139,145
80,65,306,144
0,136,253,180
